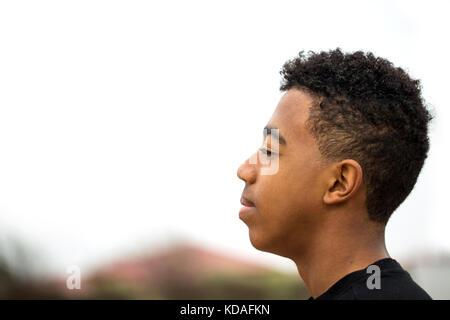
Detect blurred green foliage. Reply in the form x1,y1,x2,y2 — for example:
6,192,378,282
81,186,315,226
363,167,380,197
0,239,309,300
82,271,309,300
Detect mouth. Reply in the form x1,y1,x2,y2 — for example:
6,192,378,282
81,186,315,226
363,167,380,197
240,196,255,207
239,195,256,219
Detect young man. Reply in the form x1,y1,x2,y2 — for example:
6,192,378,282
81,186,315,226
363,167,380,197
237,49,432,300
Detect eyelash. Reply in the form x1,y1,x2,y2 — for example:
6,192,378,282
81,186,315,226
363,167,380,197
259,147,276,157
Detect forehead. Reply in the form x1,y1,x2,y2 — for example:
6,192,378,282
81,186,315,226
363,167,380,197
269,88,314,141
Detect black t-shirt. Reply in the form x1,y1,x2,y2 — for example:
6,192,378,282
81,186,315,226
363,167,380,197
308,258,432,300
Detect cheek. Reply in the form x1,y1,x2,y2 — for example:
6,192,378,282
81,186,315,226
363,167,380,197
286,156,324,205
247,158,323,252
260,162,319,209
257,162,321,225
251,177,304,239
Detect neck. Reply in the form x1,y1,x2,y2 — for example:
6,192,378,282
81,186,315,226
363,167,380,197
292,218,390,299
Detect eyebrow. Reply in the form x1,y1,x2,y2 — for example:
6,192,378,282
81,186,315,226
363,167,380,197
263,125,287,146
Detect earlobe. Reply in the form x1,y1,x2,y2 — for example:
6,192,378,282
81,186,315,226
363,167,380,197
323,159,363,205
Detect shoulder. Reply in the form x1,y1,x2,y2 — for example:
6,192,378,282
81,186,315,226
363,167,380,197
313,258,433,300
349,269,432,300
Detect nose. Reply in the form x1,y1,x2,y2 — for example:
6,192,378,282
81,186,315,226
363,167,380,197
237,155,257,184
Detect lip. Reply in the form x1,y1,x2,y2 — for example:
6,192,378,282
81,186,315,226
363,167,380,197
240,195,255,207
239,195,256,219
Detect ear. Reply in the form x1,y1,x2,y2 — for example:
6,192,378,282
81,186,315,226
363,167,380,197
323,159,363,205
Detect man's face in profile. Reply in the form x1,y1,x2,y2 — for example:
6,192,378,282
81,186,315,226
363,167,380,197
237,89,327,258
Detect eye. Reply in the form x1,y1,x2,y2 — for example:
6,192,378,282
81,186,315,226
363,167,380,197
259,147,272,157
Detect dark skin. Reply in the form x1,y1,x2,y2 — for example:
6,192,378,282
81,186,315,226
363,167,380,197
237,88,390,298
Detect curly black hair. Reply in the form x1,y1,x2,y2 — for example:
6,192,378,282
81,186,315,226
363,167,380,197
280,49,432,224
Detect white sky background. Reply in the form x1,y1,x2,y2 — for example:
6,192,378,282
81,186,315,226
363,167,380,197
0,0,449,277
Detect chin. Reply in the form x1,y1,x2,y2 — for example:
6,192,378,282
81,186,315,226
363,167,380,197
248,230,288,257
249,231,277,254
